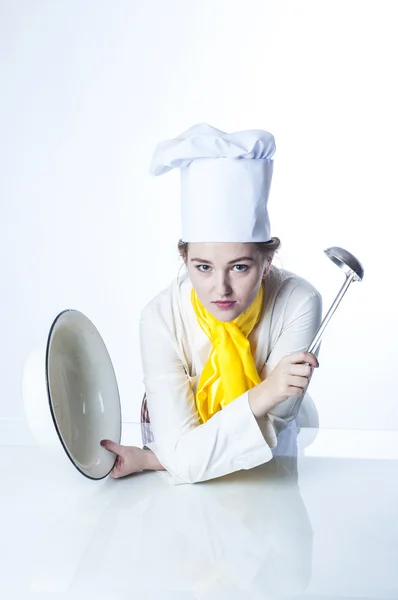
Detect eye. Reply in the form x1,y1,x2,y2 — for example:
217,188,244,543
196,265,212,272
232,264,249,272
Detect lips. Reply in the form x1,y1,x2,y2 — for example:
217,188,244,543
213,301,236,309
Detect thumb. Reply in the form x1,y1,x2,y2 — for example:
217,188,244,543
100,439,124,455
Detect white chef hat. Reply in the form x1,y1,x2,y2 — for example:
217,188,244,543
149,123,275,243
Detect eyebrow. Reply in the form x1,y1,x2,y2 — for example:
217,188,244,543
190,256,255,265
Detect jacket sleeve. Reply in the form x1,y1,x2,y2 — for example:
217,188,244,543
260,283,323,436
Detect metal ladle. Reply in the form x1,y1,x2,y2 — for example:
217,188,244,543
307,247,364,355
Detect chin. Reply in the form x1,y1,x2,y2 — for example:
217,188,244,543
209,306,242,322
217,314,237,323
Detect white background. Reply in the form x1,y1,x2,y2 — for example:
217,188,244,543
1,0,397,428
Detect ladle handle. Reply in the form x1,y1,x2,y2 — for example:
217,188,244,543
307,272,356,356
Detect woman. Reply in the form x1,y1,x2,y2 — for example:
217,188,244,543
101,124,322,484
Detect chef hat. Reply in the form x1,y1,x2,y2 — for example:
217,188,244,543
149,123,275,243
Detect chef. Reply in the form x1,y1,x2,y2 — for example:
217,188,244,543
101,123,322,484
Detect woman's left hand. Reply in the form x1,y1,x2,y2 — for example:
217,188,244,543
100,439,144,478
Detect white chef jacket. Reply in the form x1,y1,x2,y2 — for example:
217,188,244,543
139,266,322,485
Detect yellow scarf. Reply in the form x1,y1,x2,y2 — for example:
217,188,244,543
191,283,264,423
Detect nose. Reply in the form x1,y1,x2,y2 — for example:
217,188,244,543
214,272,232,297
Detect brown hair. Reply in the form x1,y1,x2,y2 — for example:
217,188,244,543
177,237,281,267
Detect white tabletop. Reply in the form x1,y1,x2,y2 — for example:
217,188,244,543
1,420,398,599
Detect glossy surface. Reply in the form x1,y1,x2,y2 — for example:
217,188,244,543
22,310,122,479
1,422,398,599
324,246,364,281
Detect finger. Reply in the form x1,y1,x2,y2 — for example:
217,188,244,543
110,456,123,479
100,439,124,456
288,375,310,390
289,364,313,378
287,385,306,397
288,351,319,368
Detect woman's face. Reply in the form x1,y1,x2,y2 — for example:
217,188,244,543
185,242,270,322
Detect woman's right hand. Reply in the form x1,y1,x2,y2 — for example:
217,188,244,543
248,351,319,418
